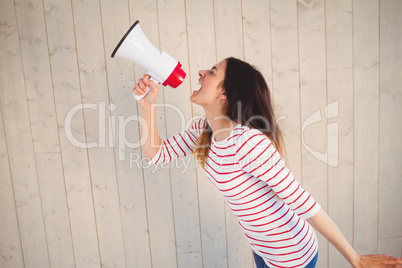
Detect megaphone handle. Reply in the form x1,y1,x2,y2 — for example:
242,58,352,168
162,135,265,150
133,87,151,101
133,77,157,101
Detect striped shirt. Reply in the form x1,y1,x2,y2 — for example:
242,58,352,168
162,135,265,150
149,117,321,268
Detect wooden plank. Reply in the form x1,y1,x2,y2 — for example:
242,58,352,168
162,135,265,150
325,0,354,266
0,0,50,266
326,0,353,70
14,0,59,153
214,0,244,61
297,0,328,266
214,1,252,267
108,81,153,268
71,0,127,266
327,69,354,268
177,252,203,268
35,153,75,267
13,6,73,264
242,0,273,90
0,100,24,268
127,1,178,267
270,0,302,183
42,0,101,266
100,0,152,266
156,1,203,266
353,0,380,254
378,0,402,240
378,237,402,257
185,1,229,266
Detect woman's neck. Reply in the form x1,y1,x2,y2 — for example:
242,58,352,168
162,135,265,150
205,111,237,142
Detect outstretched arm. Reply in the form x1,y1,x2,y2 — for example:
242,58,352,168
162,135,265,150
307,208,402,267
134,74,162,161
134,75,206,164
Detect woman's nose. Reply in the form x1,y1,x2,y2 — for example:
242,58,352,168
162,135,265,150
199,70,206,77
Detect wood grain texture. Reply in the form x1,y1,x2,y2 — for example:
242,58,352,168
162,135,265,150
325,0,354,267
270,0,302,182
100,0,153,267
0,0,401,267
242,0,273,89
35,153,75,267
327,69,354,268
71,0,127,266
43,0,101,265
128,2,179,268
157,1,202,264
185,0,229,267
0,0,50,266
214,0,253,267
14,0,60,153
378,0,402,243
353,0,380,254
326,0,353,70
0,100,24,268
297,0,329,266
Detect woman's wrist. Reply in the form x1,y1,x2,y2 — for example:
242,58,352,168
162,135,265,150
140,104,153,116
351,254,362,268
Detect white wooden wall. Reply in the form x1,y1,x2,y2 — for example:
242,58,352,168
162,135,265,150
0,0,401,267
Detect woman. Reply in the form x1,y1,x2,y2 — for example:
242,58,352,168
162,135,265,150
134,57,401,268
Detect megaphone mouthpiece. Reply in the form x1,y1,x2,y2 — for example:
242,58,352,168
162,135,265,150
162,61,186,88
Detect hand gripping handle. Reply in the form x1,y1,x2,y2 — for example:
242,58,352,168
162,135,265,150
133,77,157,101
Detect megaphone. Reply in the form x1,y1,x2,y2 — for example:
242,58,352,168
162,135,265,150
111,21,186,100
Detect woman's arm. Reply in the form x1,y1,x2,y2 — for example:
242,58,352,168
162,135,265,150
134,74,206,164
133,75,161,160
306,209,359,266
140,104,162,161
307,208,402,267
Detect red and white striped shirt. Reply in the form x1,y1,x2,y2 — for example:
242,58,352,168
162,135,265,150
150,117,320,268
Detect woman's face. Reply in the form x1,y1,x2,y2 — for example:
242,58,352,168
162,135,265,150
190,60,227,108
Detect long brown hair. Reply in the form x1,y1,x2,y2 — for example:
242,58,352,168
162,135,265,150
194,57,284,168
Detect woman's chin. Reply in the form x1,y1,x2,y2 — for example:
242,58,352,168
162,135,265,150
190,91,199,103
190,97,198,104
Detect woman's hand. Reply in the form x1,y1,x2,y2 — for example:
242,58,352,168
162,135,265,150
306,209,402,268
133,74,159,108
354,254,402,268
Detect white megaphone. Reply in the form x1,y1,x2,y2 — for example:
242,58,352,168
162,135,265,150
111,21,186,100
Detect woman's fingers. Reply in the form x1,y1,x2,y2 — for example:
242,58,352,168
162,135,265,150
142,75,157,92
134,78,148,96
132,74,159,105
143,74,150,84
138,79,148,93
132,83,142,96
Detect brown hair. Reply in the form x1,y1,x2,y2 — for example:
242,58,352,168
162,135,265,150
194,57,284,168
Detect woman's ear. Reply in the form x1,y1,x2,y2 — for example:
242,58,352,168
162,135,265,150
219,91,227,100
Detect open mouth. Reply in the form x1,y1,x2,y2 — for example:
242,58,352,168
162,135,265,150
193,81,202,92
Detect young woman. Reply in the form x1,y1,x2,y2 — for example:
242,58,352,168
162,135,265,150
134,57,402,268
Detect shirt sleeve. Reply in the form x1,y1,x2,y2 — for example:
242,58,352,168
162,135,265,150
236,128,321,219
148,117,207,165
